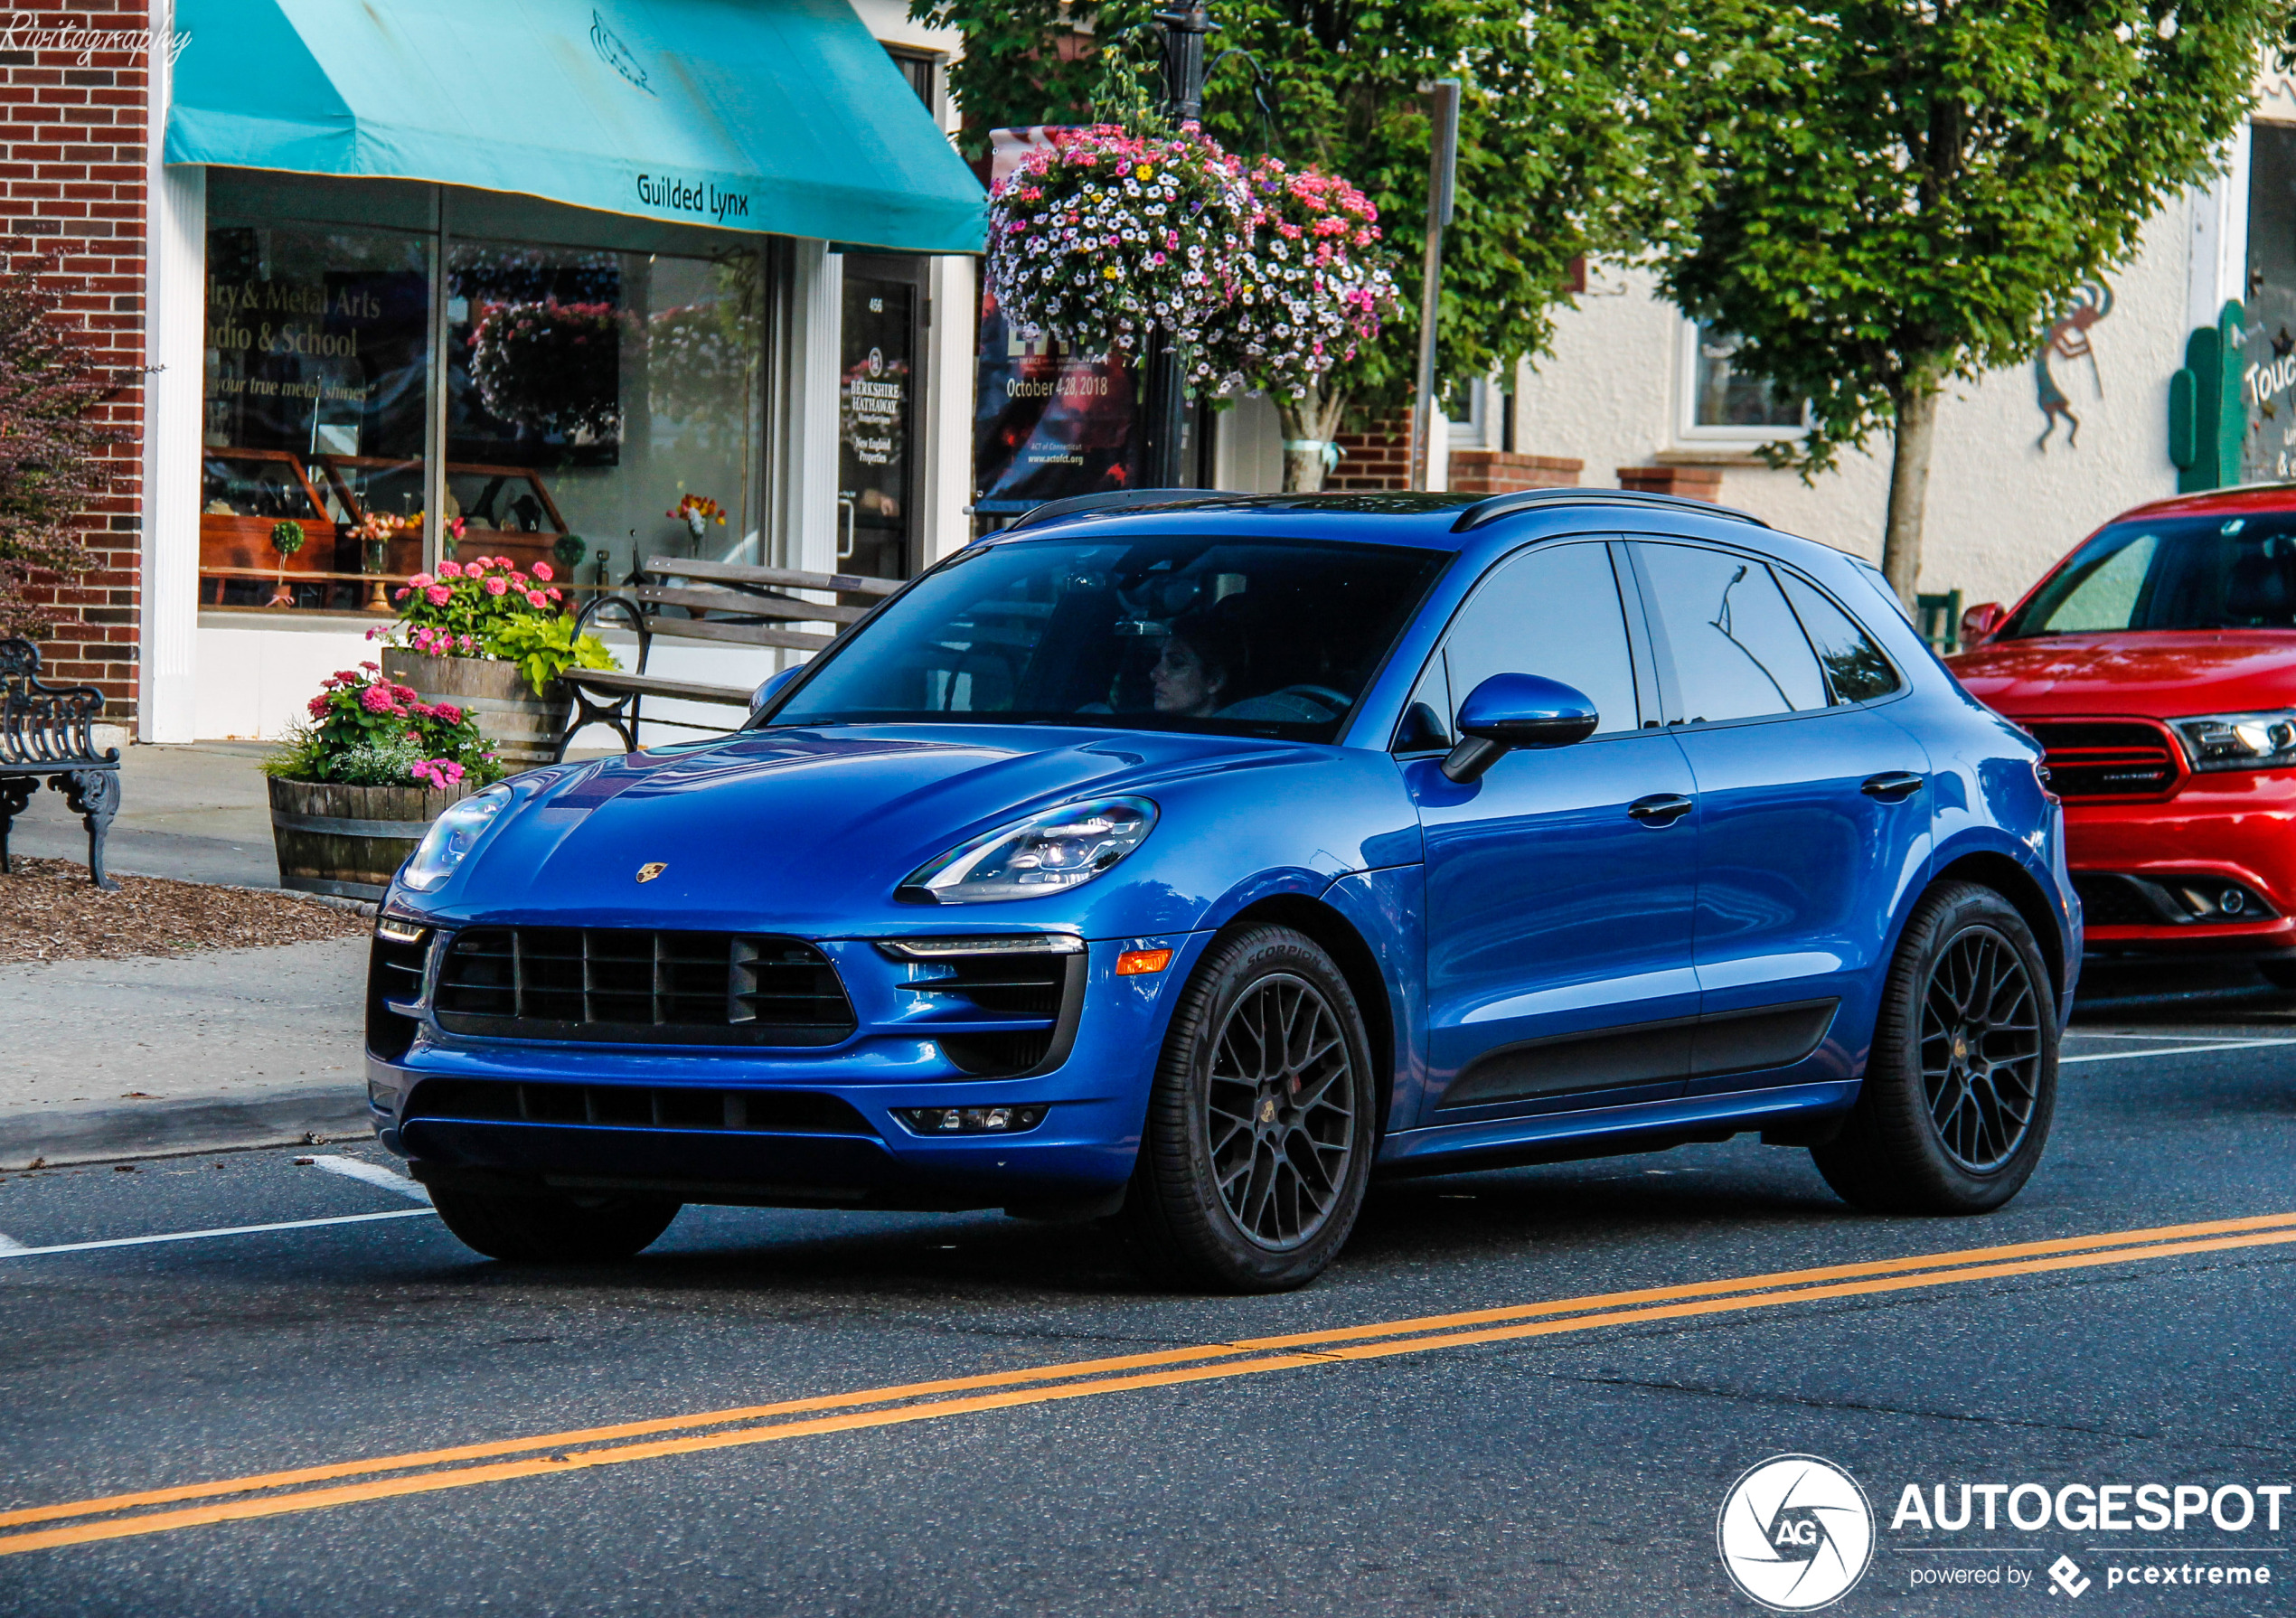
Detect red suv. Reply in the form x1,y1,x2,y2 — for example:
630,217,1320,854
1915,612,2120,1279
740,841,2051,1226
1952,486,2296,983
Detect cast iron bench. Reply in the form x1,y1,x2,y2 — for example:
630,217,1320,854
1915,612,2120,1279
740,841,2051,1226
557,559,902,757
0,637,121,889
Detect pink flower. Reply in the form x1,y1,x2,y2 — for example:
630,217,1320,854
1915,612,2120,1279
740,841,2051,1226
406,573,433,590
532,561,553,582
426,584,452,606
306,694,328,719
525,589,548,607
437,560,462,579
431,702,464,725
457,635,475,654
358,685,400,714
485,576,508,597
392,588,409,602
509,573,530,591
546,588,561,603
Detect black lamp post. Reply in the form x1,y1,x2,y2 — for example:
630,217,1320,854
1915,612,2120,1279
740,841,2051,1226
1139,5,1212,490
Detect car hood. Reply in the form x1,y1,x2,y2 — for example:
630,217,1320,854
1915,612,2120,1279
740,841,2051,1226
411,724,1420,937
1947,632,2296,719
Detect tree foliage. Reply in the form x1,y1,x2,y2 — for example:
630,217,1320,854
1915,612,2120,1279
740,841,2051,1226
919,0,1698,424
1654,1,2281,598
0,251,118,639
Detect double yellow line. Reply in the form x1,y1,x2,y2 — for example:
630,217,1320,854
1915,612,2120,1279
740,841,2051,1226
6,1209,2294,1557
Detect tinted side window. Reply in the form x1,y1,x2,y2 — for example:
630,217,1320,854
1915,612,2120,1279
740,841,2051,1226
1637,542,1825,721
1441,541,1640,737
1779,571,1902,703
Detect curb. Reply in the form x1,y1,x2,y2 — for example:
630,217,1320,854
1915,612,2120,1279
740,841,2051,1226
0,1086,372,1170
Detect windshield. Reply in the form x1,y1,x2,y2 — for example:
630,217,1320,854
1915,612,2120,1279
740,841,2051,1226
2005,513,2296,636
765,534,1449,743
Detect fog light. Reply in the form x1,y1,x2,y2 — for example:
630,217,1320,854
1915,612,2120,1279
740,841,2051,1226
2222,888,2248,915
895,1105,1049,1136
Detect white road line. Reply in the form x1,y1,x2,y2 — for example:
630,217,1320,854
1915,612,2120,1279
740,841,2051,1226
2064,1037,2296,1065
2074,1030,2296,1042
0,1209,434,1259
0,1233,25,1255
308,1154,432,1203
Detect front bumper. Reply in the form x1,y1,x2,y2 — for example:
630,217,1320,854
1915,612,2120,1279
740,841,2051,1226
364,929,1207,1211
2065,770,2296,955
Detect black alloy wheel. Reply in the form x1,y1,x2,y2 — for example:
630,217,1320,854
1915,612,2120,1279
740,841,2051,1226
1207,972,1359,1248
1813,881,2058,1215
1119,924,1378,1292
1918,925,2044,1173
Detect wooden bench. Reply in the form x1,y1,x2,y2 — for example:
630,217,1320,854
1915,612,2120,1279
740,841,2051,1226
558,558,902,757
0,637,121,889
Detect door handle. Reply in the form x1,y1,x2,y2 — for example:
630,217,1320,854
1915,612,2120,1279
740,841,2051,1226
1627,792,1694,827
1861,771,1925,803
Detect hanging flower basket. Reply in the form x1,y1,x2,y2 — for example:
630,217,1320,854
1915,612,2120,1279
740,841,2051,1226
468,299,624,439
1209,158,1398,400
987,125,1254,387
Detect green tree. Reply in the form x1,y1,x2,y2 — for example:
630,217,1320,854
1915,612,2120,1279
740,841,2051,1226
1655,1,2281,603
921,0,1698,488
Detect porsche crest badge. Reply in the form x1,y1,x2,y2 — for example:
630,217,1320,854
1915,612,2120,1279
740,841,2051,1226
635,862,667,883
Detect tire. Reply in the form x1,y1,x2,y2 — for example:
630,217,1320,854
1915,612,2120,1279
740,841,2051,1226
430,1183,681,1263
1118,925,1378,1293
2256,957,2296,991
1812,881,2059,1215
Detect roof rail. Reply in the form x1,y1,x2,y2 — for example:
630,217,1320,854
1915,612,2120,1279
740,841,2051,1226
1002,487,1247,533
1451,487,1770,533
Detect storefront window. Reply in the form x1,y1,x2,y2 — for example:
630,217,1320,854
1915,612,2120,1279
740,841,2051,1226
202,223,431,608
446,242,762,588
2244,124,2296,482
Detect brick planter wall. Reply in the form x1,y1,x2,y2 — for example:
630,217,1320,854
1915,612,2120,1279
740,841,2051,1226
0,5,148,723
1449,451,1583,496
1617,465,1725,502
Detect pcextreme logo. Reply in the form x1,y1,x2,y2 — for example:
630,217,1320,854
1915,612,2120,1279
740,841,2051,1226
1717,1454,1877,1611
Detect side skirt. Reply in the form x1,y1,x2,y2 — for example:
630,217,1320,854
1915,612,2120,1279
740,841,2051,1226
1373,1078,1858,1181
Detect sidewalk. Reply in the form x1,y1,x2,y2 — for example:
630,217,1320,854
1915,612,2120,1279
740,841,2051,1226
2,745,372,1166
8,741,281,889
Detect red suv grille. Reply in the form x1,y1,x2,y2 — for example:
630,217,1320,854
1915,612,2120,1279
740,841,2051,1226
2023,720,2182,801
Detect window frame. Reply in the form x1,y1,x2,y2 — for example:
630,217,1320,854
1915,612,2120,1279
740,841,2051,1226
1623,538,1907,731
1674,318,1810,446
1388,536,1661,755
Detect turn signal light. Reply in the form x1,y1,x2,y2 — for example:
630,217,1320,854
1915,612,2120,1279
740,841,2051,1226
1115,948,1173,976
895,1105,1049,1135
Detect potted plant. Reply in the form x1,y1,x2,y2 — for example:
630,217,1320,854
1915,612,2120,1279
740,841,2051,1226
372,553,616,769
267,519,305,608
262,664,504,898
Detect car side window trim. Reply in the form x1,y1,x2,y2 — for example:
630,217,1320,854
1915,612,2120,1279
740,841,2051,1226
1772,563,1907,708
1388,534,1660,754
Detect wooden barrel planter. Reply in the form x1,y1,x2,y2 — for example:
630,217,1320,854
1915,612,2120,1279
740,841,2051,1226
268,776,476,901
382,648,569,771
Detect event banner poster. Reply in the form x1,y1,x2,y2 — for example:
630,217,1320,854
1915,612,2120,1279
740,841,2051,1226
972,127,1143,516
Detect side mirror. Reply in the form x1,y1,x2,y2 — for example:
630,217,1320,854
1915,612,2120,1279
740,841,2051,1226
1961,602,2006,645
749,664,804,717
1441,673,1601,784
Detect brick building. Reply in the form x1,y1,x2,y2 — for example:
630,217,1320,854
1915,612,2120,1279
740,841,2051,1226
1,2,151,720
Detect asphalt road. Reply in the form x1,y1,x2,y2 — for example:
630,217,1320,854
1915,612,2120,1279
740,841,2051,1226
2,960,2292,1616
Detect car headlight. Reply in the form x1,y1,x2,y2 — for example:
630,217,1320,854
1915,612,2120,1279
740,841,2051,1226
400,785,513,891
897,796,1158,904
2170,710,2296,773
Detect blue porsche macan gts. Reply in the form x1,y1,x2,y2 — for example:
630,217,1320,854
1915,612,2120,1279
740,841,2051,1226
367,488,2079,1291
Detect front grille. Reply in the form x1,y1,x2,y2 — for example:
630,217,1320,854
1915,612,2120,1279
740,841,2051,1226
2025,720,2181,800
366,929,429,1062
405,1078,874,1135
435,927,854,1046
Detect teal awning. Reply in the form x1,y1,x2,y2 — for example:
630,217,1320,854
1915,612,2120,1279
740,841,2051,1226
166,0,986,254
